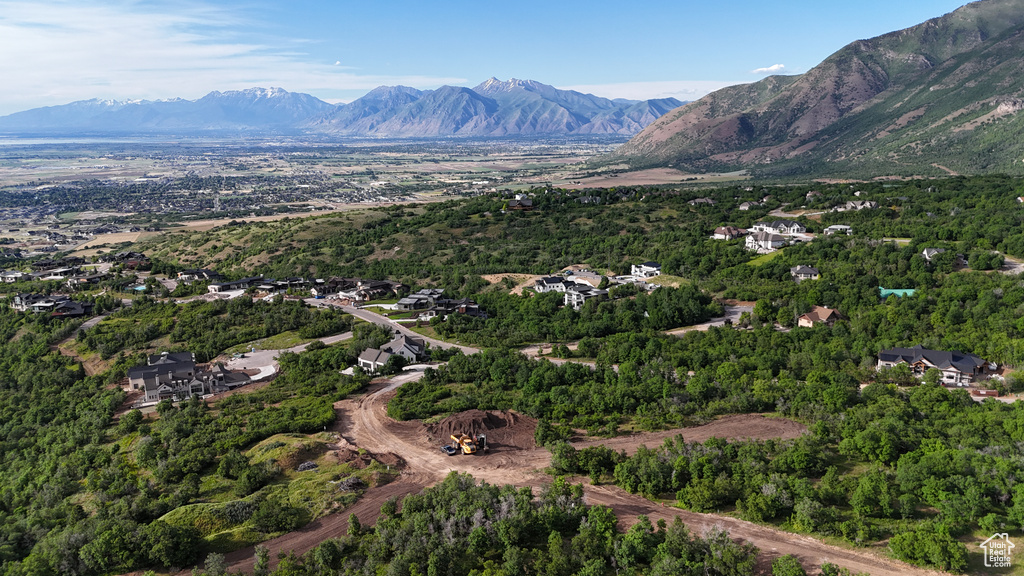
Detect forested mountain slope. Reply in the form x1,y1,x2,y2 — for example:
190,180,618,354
612,0,1024,177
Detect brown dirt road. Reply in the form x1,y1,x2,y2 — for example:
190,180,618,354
223,368,943,576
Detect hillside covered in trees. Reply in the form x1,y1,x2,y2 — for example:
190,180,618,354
0,174,1023,574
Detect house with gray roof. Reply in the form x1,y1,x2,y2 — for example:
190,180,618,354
128,352,251,402
357,348,393,373
383,334,426,362
790,266,820,281
745,231,787,253
751,220,805,235
876,344,996,386
824,225,852,236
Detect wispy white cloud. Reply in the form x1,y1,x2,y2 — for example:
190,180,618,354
557,80,745,102
0,1,465,114
750,64,786,74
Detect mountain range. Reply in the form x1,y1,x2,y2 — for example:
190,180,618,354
0,80,683,138
612,0,1024,176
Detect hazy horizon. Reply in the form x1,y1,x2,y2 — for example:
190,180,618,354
0,0,971,116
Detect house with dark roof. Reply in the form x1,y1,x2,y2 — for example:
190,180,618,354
128,352,251,402
876,344,996,386
178,269,223,284
790,266,820,281
508,194,533,210
208,276,263,293
564,284,608,310
51,299,94,318
10,293,92,317
65,273,108,289
534,277,570,293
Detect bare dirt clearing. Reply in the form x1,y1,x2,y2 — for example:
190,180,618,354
481,273,540,295
222,370,936,576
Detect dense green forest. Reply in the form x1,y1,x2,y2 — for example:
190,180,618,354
190,473,801,576
79,296,353,363
1,174,1024,574
133,174,1024,284
0,304,390,575
430,286,721,347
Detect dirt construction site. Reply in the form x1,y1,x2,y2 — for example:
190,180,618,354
223,368,944,576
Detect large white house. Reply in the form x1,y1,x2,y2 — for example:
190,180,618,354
751,220,805,235
745,231,787,253
564,284,608,310
631,262,661,278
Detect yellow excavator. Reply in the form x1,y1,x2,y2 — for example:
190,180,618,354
450,434,478,455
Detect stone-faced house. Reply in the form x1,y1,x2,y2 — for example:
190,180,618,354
876,345,996,386
128,352,251,402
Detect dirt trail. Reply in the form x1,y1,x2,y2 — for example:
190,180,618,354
223,479,424,573
581,485,945,576
224,369,939,576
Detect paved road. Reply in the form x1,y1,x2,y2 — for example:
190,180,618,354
322,302,480,355
665,304,752,336
225,331,353,372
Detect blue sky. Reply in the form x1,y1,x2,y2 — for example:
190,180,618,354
0,0,971,115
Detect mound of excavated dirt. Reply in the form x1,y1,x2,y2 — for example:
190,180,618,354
324,449,406,470
427,410,537,451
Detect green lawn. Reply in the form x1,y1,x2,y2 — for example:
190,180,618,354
647,274,690,287
747,250,784,266
225,330,313,354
